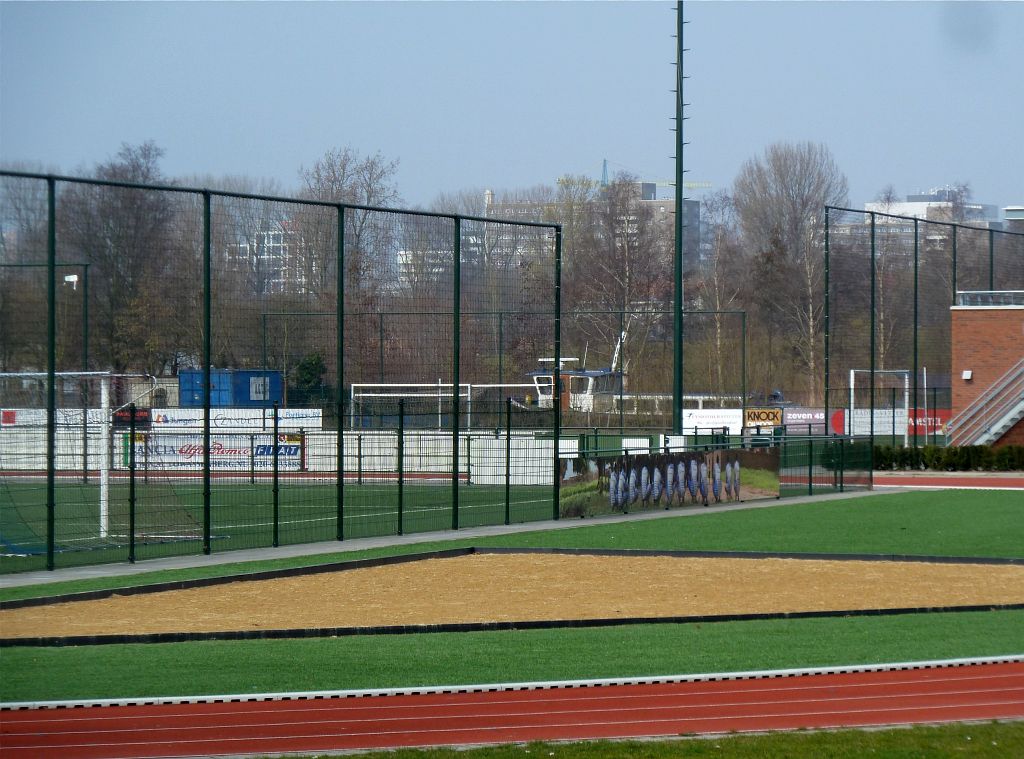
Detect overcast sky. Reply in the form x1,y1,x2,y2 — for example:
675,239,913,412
2,1,1021,213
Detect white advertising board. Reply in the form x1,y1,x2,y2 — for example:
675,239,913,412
124,433,303,471
681,409,743,434
150,408,322,430
1,408,322,430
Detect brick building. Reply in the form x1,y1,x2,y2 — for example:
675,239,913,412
949,294,1024,447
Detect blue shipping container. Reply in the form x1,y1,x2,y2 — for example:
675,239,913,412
177,370,283,407
178,370,233,407
231,370,283,408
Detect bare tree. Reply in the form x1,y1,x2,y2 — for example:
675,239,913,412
870,186,915,372
58,142,177,373
295,147,402,305
567,173,671,387
733,141,848,403
0,167,52,370
694,190,744,396
553,174,599,311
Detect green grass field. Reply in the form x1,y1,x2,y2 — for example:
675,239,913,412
2,488,1022,707
247,725,1024,759
0,479,555,572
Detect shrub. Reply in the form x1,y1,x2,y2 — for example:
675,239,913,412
873,443,1024,471
922,445,944,470
874,445,894,470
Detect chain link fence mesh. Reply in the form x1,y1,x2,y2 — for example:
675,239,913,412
1,173,561,571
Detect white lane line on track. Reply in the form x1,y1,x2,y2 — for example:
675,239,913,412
7,702,1024,753
878,485,1024,491
7,687,1023,738
11,673,1024,728
6,655,1021,711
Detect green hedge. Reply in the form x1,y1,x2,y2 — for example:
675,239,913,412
874,443,1024,471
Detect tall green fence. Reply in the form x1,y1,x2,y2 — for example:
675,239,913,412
824,207,1024,451
339,307,747,432
0,171,561,571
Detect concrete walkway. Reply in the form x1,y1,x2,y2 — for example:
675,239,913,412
1,488,899,590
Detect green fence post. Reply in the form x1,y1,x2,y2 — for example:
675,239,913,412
249,434,255,485
397,398,404,536
272,401,280,548
672,0,686,435
378,312,385,382
357,434,363,485
505,396,512,526
808,436,814,496
951,225,958,304
452,216,461,531
892,386,897,447
128,404,137,564
498,312,505,387
741,309,749,426
618,308,624,435
869,212,876,483
261,313,268,371
45,176,56,571
780,434,787,495
336,204,345,541
81,262,90,484
839,437,845,492
912,219,919,449
553,226,563,521
989,228,995,291
202,190,212,555
824,206,831,446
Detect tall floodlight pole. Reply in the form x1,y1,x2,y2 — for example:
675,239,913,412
672,0,687,434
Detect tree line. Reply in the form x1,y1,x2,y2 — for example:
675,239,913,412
2,140,996,412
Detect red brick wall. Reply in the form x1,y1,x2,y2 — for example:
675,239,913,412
951,307,1024,446
996,417,1024,448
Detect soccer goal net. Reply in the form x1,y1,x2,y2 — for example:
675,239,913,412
349,382,535,431
848,369,910,446
0,372,201,558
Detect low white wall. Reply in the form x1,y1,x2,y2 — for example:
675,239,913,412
0,428,555,486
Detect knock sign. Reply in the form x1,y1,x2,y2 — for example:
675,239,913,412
744,407,783,428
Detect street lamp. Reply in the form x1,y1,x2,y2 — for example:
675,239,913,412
1,261,91,480
0,262,89,371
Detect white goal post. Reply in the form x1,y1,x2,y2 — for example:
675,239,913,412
848,369,910,446
0,371,155,539
349,382,535,430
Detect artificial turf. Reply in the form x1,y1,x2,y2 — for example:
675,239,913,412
2,489,1021,603
269,723,1024,759
1,489,1022,703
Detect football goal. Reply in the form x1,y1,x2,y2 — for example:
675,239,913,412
349,382,535,430
0,371,201,557
848,369,910,446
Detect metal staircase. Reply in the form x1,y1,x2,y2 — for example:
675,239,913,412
947,358,1024,447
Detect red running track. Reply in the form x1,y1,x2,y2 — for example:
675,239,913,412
873,474,1024,489
3,661,1023,758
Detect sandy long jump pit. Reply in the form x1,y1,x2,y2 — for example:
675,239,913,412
3,550,1024,643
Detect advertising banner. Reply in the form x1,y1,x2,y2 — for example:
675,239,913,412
0,408,108,426
829,409,846,435
112,407,152,429
744,407,783,429
149,408,322,430
783,407,827,434
909,408,951,435
122,432,303,471
681,409,743,434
